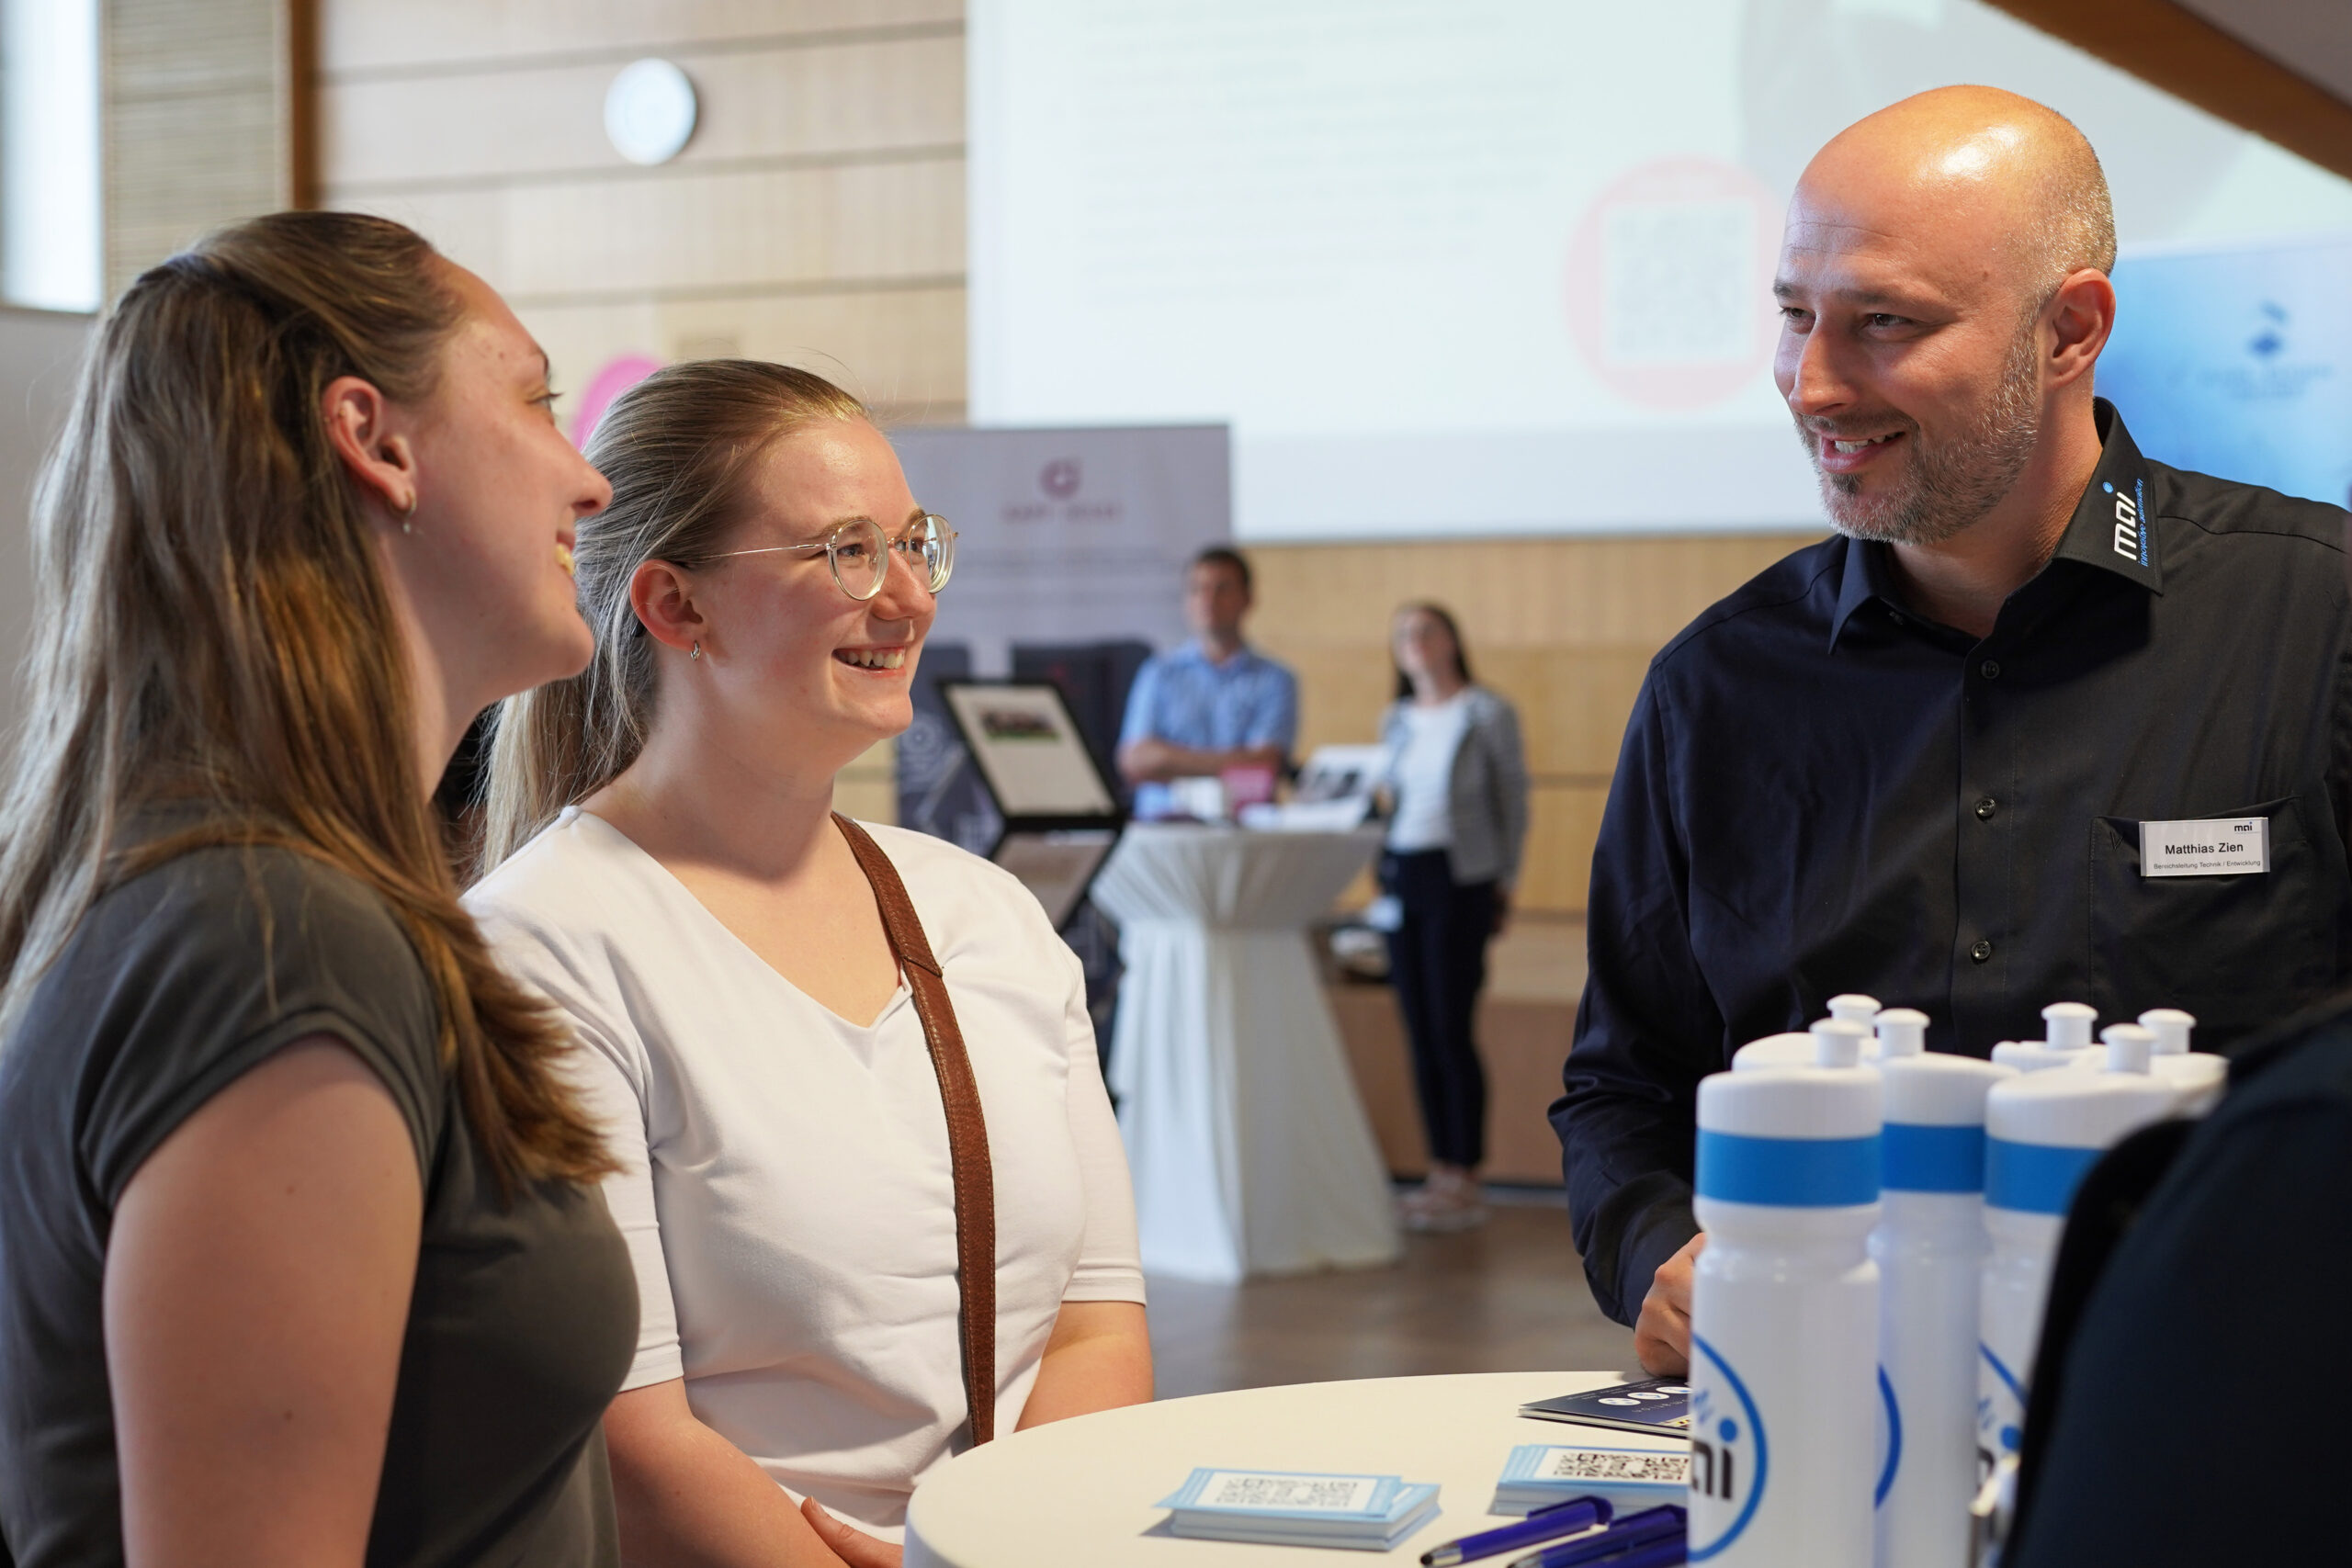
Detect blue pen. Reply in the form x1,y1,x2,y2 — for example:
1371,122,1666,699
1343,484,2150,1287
1420,1495,1612,1567
1522,1538,1684,1568
1504,1505,1685,1568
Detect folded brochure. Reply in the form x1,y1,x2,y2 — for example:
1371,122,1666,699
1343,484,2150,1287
1157,1468,1441,1550
1518,1377,1692,1438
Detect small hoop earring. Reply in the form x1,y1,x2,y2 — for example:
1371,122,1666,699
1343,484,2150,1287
689,642,702,661
398,491,418,536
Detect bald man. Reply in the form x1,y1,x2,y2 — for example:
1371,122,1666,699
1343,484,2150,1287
1552,87,2352,1373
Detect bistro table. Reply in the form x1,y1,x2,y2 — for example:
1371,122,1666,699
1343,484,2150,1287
1090,823,1398,1281
906,1371,1670,1567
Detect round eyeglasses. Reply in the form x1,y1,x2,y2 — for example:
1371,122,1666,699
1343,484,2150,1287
713,513,956,602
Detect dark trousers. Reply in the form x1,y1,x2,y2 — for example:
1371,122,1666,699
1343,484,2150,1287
1381,849,1496,1169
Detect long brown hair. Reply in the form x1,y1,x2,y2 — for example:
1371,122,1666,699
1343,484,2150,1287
481,360,868,868
0,210,609,1191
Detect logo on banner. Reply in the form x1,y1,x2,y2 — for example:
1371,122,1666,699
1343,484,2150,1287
1002,456,1122,524
1039,457,1082,499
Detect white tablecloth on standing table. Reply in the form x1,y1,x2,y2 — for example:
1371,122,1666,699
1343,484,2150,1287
906,1371,1663,1567
1091,823,1399,1282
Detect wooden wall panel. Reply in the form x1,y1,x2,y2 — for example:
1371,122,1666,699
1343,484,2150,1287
316,2,974,827
322,36,962,189
105,0,297,296
319,2,960,75
337,158,963,304
522,288,967,423
1248,534,1820,915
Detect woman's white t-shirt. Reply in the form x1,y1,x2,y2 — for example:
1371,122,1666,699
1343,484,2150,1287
465,808,1145,1536
1385,694,1472,853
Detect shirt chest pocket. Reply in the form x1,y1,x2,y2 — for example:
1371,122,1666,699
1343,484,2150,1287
2088,795,2337,1043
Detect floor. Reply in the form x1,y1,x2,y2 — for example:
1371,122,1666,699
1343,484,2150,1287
1145,1191,1636,1400
1483,916,1587,1004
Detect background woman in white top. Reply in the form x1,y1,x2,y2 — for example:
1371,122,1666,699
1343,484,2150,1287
1378,603,1530,1234
466,361,1151,1568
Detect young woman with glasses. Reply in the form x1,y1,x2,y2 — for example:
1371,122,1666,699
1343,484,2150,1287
469,360,1150,1568
0,213,634,1567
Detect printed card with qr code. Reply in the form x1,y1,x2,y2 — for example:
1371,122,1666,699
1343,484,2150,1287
1157,1469,1405,1521
1514,1446,1690,1486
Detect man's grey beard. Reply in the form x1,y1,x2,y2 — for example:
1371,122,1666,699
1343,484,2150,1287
1804,323,2044,547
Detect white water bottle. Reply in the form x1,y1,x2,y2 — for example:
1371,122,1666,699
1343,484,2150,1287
1977,1031,2176,1469
2040,1001,2097,1051
1830,993,1883,1031
1735,1018,1867,1071
1989,1039,2088,1074
1690,1024,1882,1567
1874,1008,1928,1058
2140,1008,2227,1114
1871,1049,2011,1568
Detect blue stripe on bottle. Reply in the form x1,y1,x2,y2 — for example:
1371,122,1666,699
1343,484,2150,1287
1882,1122,1986,1193
1695,1130,1881,1207
1984,1138,2102,1215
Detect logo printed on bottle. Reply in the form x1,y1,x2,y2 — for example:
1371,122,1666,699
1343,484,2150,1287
1874,1366,1902,1507
1688,1333,1769,1561
1978,1341,2026,1465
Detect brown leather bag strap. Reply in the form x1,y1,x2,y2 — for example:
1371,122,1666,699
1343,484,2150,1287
831,813,998,1447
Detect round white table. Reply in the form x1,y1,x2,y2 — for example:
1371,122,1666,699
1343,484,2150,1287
906,1371,1667,1566
1090,823,1398,1281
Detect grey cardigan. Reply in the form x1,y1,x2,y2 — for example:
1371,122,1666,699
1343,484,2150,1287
1378,684,1530,889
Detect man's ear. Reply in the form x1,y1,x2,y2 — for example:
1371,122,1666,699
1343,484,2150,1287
2045,268,2116,390
630,558,709,655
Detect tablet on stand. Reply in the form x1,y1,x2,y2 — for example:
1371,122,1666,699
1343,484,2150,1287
936,679,1125,931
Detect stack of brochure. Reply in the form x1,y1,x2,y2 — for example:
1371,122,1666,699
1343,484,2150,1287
1491,1444,1690,1518
1156,1468,1442,1551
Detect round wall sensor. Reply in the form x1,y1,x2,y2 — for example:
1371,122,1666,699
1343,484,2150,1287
605,59,697,166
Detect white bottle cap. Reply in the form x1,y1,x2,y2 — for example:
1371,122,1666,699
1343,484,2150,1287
2138,1008,2196,1055
1812,1018,1868,1068
1873,1007,1928,1058
2041,1001,2098,1050
1730,1032,1816,1071
1699,1062,1883,1140
1986,1063,2177,1151
1828,993,1881,1028
1992,1040,2088,1074
1879,1049,2011,1125
2098,1022,2155,1075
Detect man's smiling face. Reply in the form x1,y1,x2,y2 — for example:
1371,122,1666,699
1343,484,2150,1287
1771,125,2055,547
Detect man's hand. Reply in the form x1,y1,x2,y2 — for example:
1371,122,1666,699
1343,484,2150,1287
1633,1233,1705,1377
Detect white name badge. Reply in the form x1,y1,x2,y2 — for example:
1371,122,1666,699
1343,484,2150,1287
2141,816,2268,877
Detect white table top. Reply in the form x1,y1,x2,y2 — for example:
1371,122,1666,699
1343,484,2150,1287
1089,823,1385,930
906,1371,1679,1567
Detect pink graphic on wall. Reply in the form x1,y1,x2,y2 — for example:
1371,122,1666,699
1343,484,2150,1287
1563,157,1781,412
571,354,665,446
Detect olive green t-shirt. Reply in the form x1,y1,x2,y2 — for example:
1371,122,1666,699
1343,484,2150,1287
0,844,637,1568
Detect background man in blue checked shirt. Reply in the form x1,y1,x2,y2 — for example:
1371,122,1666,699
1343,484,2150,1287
1116,547,1299,819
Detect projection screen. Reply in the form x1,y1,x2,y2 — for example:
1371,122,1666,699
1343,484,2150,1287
970,0,2352,539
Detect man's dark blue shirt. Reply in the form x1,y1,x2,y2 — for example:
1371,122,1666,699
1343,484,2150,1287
1553,401,2352,1325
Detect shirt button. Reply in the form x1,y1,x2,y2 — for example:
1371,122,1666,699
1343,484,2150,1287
1979,659,2002,681
1974,796,1997,821
1970,939,1995,964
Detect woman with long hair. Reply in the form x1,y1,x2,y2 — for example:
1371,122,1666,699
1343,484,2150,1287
1379,602,1530,1233
0,212,635,1567
468,360,1150,1567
